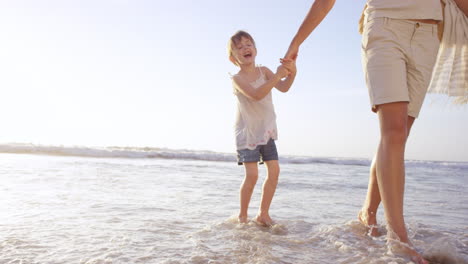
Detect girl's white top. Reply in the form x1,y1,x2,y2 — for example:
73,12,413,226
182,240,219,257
233,66,278,150
428,0,468,100
365,0,443,21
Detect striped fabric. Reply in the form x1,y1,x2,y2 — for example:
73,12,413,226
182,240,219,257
428,0,468,103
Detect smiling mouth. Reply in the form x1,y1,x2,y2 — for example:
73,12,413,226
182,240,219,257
243,53,252,58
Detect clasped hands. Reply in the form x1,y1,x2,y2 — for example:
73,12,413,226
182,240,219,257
276,57,297,79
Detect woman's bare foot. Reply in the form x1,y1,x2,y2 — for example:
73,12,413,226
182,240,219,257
387,237,429,264
254,214,274,227
410,254,430,264
358,209,380,237
238,214,248,224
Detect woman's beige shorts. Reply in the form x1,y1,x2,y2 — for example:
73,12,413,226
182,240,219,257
361,17,440,118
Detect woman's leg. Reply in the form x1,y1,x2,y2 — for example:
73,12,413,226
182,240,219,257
239,162,258,223
360,115,415,236
359,154,381,236
375,102,427,264
377,102,408,239
255,160,280,226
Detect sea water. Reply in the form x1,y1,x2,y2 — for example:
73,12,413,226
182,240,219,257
0,144,467,264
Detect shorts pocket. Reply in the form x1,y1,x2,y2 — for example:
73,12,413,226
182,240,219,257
362,18,386,51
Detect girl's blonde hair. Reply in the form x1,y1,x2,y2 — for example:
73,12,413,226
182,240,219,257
228,30,256,66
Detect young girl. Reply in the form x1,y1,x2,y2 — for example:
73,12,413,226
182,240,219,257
228,30,296,226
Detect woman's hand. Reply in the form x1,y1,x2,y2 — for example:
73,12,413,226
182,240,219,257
283,44,299,61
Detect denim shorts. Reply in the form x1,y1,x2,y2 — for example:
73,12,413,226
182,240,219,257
236,138,278,165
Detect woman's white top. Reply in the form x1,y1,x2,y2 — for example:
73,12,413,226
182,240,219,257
233,66,278,150
428,0,468,101
365,0,443,21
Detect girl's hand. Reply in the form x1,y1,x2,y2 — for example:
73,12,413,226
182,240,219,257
276,65,290,79
280,59,297,75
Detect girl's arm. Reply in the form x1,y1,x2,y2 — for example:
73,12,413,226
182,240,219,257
284,0,336,60
263,65,297,93
276,71,297,93
233,66,289,101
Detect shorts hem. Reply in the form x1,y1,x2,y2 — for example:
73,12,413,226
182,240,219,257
371,98,409,112
237,160,264,166
372,97,409,106
236,138,278,166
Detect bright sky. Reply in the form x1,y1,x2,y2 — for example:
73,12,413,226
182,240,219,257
0,0,467,162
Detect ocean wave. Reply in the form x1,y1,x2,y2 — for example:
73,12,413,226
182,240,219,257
0,143,234,162
0,143,466,169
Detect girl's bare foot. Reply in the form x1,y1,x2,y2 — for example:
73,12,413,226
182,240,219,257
254,214,274,227
358,209,381,237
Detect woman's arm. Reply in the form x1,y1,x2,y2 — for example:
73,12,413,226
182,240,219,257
453,0,468,16
284,0,336,60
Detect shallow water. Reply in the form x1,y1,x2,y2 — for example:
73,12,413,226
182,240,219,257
0,153,466,263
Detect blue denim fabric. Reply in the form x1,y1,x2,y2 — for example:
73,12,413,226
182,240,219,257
236,138,278,165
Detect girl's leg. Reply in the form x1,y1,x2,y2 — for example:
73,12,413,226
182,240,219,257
375,102,427,264
239,162,258,223
255,160,279,226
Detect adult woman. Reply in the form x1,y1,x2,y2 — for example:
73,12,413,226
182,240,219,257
283,0,467,263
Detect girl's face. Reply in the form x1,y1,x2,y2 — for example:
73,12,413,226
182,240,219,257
231,37,257,66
